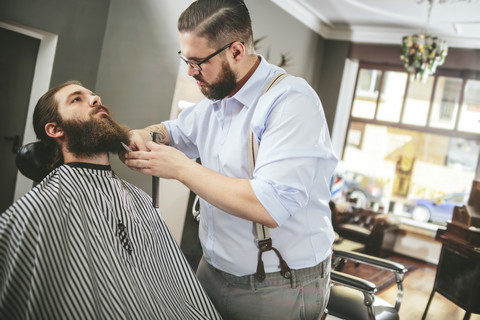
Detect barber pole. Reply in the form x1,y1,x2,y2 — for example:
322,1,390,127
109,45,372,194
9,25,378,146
330,175,344,202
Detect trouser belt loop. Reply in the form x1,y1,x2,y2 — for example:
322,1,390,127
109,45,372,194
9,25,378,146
290,268,297,289
249,275,255,291
323,258,327,278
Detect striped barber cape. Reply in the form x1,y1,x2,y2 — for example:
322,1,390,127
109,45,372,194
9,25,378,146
0,163,221,320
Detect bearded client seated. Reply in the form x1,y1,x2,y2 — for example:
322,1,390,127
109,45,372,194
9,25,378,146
0,81,221,320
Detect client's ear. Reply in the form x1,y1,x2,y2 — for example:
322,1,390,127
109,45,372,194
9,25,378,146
45,122,64,138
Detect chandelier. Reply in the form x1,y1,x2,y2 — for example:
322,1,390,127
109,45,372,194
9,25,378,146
400,0,448,82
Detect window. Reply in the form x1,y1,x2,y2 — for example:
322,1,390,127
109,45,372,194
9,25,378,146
377,71,407,123
458,79,480,134
402,76,434,126
339,65,480,226
429,76,462,130
351,69,380,119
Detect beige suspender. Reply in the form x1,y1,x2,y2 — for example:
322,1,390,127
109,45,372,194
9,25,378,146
248,73,291,282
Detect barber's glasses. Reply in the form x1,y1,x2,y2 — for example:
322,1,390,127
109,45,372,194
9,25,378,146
178,41,242,71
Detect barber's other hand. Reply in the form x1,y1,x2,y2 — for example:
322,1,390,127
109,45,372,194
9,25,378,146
118,129,150,164
123,141,191,180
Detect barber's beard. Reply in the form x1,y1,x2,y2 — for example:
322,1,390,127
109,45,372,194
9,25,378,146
60,110,130,157
196,61,237,100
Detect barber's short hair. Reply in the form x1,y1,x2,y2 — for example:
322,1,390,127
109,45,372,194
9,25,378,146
32,80,82,168
178,0,254,50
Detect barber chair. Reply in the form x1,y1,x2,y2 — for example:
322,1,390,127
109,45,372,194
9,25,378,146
331,201,399,257
325,250,407,320
15,141,51,182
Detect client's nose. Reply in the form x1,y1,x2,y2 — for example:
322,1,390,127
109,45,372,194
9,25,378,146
89,95,102,106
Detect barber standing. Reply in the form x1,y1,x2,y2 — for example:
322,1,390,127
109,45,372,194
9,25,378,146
123,0,338,319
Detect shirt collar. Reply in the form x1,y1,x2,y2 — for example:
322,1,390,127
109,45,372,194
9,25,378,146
66,162,112,171
212,55,284,110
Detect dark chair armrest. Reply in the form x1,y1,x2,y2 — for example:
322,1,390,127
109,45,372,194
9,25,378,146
332,250,408,311
331,270,377,294
333,250,407,274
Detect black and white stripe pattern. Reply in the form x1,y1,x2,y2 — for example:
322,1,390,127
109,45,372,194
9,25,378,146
0,164,221,319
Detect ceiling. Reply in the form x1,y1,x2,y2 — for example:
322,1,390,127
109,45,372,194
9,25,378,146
271,0,480,49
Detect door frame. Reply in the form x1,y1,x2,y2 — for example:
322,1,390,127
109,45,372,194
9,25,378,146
0,20,57,201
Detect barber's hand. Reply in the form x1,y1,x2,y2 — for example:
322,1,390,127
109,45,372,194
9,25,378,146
123,141,191,180
118,129,150,164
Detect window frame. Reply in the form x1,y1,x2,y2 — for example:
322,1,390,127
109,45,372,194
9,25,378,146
345,63,480,160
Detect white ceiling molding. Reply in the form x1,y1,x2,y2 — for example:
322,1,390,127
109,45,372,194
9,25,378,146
269,0,330,39
270,0,480,49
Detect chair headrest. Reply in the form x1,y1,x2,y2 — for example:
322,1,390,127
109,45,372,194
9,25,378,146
16,142,52,183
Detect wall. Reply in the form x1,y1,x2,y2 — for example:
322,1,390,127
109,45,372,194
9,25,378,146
95,0,191,197
246,0,324,84
0,0,110,89
0,0,111,203
315,40,351,133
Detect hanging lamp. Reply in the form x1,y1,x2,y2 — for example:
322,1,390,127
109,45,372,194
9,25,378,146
400,0,448,82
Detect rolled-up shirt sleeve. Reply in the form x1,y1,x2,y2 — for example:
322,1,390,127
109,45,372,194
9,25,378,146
163,103,203,159
249,79,337,226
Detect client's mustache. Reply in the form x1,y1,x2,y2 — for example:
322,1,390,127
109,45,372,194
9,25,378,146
89,105,111,116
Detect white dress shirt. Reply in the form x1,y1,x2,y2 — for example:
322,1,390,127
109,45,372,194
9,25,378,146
164,56,338,276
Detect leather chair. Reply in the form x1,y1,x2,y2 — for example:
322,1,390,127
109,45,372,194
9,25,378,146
16,141,52,182
325,250,407,320
331,201,399,257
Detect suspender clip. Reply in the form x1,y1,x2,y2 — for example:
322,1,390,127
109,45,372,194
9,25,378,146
255,238,291,282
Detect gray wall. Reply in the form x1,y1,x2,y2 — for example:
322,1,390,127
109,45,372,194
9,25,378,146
95,0,193,193
0,0,110,89
315,40,351,133
247,0,324,84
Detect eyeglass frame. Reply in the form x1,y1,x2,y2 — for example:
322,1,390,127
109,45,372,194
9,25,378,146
178,41,244,71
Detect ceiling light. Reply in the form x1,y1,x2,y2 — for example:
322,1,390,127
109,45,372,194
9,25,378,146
400,0,448,82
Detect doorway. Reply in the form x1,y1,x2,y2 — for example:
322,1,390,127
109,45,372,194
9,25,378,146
0,27,39,212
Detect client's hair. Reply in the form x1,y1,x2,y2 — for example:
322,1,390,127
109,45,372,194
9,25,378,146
32,80,82,169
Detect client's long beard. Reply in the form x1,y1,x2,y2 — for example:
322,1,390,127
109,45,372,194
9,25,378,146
60,113,130,157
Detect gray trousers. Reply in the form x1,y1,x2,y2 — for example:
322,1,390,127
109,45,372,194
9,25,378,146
196,256,331,320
